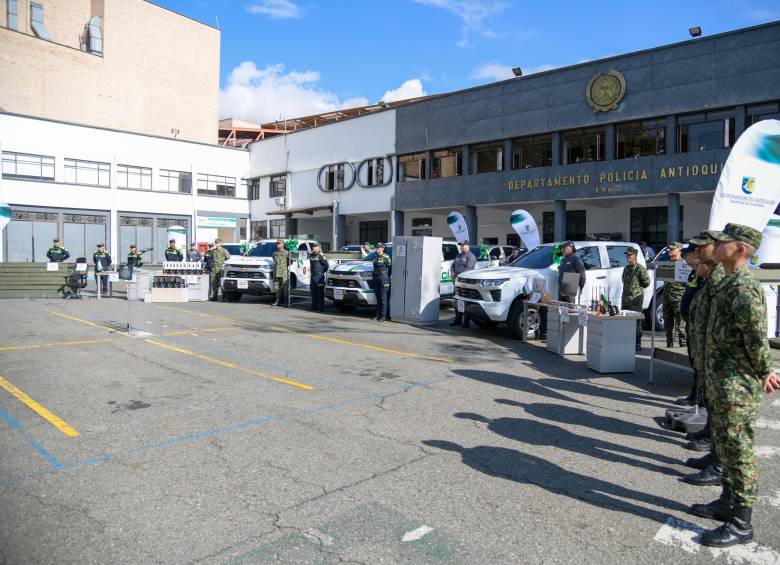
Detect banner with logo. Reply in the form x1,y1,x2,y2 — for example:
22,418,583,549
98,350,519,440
510,209,540,250
0,202,10,231
447,211,469,243
709,119,780,233
166,225,187,251
753,209,780,267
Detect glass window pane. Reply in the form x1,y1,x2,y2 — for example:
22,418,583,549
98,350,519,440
606,245,633,268
576,246,602,270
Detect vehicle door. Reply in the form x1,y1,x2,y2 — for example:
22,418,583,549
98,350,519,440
296,242,312,287
604,244,636,306
573,244,606,306
440,243,459,295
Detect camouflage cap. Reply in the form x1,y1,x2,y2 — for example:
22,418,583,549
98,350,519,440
624,248,638,256
689,231,716,246
667,242,683,250
709,223,763,248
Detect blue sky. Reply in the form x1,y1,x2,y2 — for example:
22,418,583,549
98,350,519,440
154,0,779,123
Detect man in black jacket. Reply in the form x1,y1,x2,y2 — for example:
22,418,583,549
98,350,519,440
186,242,202,262
557,241,585,303
165,239,183,262
451,241,477,328
308,243,329,312
46,238,70,262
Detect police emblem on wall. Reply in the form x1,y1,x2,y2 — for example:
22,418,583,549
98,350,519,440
586,70,626,112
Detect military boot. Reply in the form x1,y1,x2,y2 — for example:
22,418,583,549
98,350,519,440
686,426,710,441
700,507,753,548
690,488,733,521
683,463,722,486
685,453,712,470
687,437,712,452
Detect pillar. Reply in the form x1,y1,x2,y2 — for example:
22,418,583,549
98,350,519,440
465,205,478,244
604,124,615,160
285,218,298,238
666,116,677,154
389,196,404,240
331,201,345,250
734,105,746,140
551,131,561,165
503,139,513,171
554,199,567,241
462,145,471,175
668,193,680,243
424,150,433,180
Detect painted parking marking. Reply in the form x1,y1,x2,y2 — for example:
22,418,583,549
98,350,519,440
50,310,124,333
758,490,780,507
0,337,117,352
143,339,315,391
0,374,78,437
654,516,780,562
757,419,780,431
161,326,240,337
402,525,434,542
0,410,62,468
756,446,780,458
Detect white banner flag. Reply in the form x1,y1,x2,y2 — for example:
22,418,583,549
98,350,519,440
447,211,469,243
709,119,780,232
510,209,540,250
753,211,780,267
0,202,10,232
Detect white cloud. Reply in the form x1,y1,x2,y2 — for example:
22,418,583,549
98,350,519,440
220,61,368,123
381,79,427,103
412,0,508,47
246,0,302,19
470,61,556,82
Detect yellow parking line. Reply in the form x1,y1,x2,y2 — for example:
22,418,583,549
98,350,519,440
143,339,314,391
0,337,117,352
269,326,453,364
50,311,124,334
0,374,79,437
162,326,241,337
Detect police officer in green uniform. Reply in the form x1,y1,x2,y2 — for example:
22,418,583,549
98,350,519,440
127,244,144,268
209,239,230,301
620,247,650,351
690,224,779,548
164,239,183,262
663,242,687,347
372,243,391,321
46,238,70,262
308,243,328,312
271,239,289,306
92,243,112,294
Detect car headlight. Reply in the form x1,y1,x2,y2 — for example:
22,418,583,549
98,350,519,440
482,278,509,287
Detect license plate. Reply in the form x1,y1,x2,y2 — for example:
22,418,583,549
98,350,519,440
456,299,465,313
334,288,344,300
237,279,248,289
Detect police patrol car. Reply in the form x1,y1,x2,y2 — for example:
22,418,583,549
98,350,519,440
325,241,498,312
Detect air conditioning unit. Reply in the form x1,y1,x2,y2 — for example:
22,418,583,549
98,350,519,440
275,197,285,207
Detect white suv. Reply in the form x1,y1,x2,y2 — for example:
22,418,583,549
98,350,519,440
454,241,654,338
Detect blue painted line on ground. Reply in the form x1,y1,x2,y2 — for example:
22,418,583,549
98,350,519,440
0,410,62,469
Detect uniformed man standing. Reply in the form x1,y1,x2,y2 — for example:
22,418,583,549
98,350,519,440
46,238,70,262
186,242,202,262
620,248,650,351
663,242,687,347
271,239,289,307
127,244,144,268
676,244,703,407
690,224,779,548
209,239,230,301
92,243,112,294
165,239,184,262
309,243,328,312
451,241,477,327
557,241,585,303
372,243,391,321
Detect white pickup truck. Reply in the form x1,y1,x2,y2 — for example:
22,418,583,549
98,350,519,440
220,239,322,302
325,241,500,312
454,241,654,338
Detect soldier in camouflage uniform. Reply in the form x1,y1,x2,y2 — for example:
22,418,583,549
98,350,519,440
689,224,778,548
663,242,687,347
209,239,230,301
620,247,650,351
271,239,289,307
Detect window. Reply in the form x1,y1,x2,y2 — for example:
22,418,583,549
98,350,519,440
251,220,267,239
159,169,192,193
746,102,780,127
359,220,388,244
441,244,459,261
398,153,426,181
630,206,684,249
361,157,386,187
247,178,261,200
562,128,605,164
1,151,54,180
7,0,17,30
678,109,735,152
506,233,521,247
432,148,462,178
117,164,152,190
576,246,602,270
471,142,503,173
197,174,236,197
512,135,552,169
542,210,586,243
81,16,103,55
323,164,345,191
269,175,286,198
412,217,432,237
606,245,634,268
514,246,554,269
616,120,666,159
30,2,50,40
269,219,286,239
64,158,110,186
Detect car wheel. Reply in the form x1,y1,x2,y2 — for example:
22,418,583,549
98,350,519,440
472,319,498,329
643,295,665,331
223,291,241,302
333,301,357,313
508,300,539,340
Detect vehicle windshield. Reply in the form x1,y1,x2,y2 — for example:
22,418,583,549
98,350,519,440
223,244,242,256
363,247,393,261
511,246,554,269
246,242,278,257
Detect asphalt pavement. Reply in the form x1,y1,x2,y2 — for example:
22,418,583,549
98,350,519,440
1,293,779,564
